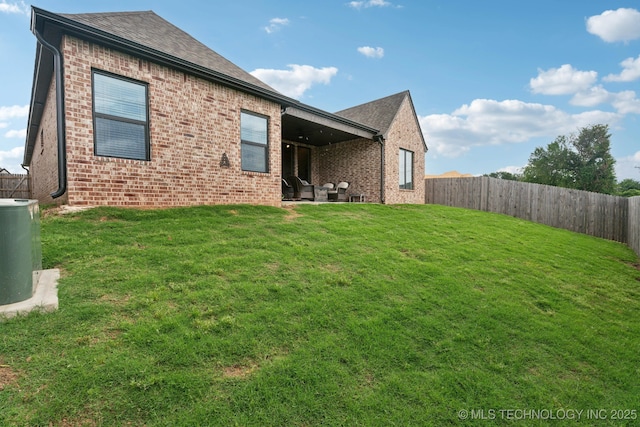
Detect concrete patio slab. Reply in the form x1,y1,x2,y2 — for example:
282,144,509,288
0,269,59,321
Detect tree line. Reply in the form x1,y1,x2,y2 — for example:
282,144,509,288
485,124,640,197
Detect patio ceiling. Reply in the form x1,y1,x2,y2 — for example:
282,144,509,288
281,106,379,146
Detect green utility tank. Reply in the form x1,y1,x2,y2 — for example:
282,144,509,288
0,199,42,305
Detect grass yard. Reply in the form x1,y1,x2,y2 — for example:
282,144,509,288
1,203,639,426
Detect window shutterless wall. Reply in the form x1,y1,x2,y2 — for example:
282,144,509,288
240,110,269,173
92,69,150,161
399,148,414,190
382,96,425,204
59,35,282,207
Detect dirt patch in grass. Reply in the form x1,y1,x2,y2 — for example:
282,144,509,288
282,205,302,221
625,262,640,281
98,293,131,306
222,363,258,379
41,205,95,219
0,358,19,391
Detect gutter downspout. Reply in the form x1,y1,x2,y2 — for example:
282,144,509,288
33,28,67,199
375,134,385,204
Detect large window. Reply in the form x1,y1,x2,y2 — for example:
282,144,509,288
399,148,414,190
92,70,149,160
241,111,268,172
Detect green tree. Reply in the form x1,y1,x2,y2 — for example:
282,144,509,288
484,171,521,181
572,124,617,194
617,178,640,197
522,125,617,194
522,136,578,188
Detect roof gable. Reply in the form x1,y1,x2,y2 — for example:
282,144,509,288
335,90,427,150
58,10,275,93
334,91,409,136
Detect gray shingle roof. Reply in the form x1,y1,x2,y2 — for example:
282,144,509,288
59,10,277,93
334,91,409,136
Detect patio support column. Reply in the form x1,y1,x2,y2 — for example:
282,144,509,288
376,135,385,204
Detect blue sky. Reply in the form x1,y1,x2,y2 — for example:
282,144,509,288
1,0,639,180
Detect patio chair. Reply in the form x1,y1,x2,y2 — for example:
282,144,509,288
322,183,335,190
282,178,294,200
328,181,349,202
288,176,315,200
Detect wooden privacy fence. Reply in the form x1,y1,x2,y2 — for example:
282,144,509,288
425,176,640,257
0,173,30,199
629,197,640,257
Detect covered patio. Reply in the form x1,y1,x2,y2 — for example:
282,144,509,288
280,105,384,203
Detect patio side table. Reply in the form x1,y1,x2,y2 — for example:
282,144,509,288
314,187,329,202
349,194,365,203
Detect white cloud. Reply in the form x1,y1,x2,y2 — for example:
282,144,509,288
0,1,28,15
530,64,598,95
4,129,26,138
604,55,640,82
611,91,640,115
357,46,384,58
570,85,613,107
0,104,29,121
498,165,525,175
348,0,396,9
586,8,640,43
569,84,640,115
0,146,24,171
615,151,640,180
250,64,338,99
264,17,289,34
0,105,29,132
419,98,620,157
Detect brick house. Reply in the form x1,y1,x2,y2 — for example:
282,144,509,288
25,7,427,207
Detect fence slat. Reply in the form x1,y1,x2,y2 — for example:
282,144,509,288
628,197,640,257
0,174,30,199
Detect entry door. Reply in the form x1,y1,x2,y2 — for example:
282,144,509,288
282,143,294,179
297,147,311,182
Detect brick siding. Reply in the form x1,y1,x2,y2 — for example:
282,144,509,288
30,75,65,205
29,35,426,207
314,138,383,203
382,96,426,204
32,35,282,207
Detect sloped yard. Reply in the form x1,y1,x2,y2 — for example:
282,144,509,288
1,204,638,426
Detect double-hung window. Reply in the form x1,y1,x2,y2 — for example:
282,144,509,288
241,111,269,172
399,148,414,190
92,70,149,161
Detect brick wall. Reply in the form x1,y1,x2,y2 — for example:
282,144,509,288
30,75,65,205
46,35,282,207
283,95,427,205
29,35,426,207
382,96,426,204
314,138,383,203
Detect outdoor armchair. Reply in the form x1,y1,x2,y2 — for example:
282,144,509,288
282,178,294,200
288,176,315,200
328,181,349,202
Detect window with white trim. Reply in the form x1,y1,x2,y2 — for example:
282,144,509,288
92,70,149,160
241,111,269,172
399,148,414,190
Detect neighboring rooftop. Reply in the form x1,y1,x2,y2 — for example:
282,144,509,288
425,171,474,179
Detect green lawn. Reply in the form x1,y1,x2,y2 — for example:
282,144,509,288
1,203,639,426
